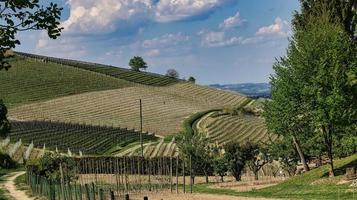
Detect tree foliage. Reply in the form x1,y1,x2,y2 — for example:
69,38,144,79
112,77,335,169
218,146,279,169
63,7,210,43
129,56,148,72
224,142,254,181
0,0,63,70
0,100,10,138
246,142,271,180
188,76,196,83
27,152,78,182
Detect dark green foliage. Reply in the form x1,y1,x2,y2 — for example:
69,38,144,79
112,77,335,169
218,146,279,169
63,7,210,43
246,142,271,180
293,0,356,39
0,100,10,138
0,152,16,169
0,1,63,70
27,152,77,182
211,146,228,182
224,142,254,181
129,56,148,72
188,76,196,83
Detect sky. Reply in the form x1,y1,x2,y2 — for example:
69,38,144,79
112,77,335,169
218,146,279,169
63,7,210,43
17,0,300,85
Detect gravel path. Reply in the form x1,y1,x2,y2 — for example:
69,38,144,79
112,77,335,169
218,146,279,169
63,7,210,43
1,171,34,200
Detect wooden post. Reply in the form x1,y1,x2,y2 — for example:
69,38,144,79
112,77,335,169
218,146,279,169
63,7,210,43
91,182,96,200
170,157,173,193
59,162,66,199
110,190,115,200
176,157,179,194
139,99,144,157
99,189,104,200
84,184,90,200
190,155,192,194
183,159,186,193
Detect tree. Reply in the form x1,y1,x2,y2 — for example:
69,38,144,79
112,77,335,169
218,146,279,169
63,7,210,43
166,69,179,79
293,0,357,40
297,15,356,176
0,100,10,138
264,60,313,172
177,131,213,184
224,142,254,181
0,0,63,70
188,76,196,83
129,56,147,72
246,142,271,180
211,145,228,182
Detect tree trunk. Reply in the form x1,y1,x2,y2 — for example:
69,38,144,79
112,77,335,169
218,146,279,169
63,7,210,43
205,175,209,183
292,135,310,172
254,170,259,180
322,125,335,177
220,175,224,182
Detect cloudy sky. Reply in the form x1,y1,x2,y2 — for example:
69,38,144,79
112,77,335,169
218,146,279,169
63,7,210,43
17,0,300,85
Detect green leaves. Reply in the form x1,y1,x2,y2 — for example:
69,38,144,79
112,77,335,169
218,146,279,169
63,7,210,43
0,100,10,138
0,0,63,70
129,56,148,72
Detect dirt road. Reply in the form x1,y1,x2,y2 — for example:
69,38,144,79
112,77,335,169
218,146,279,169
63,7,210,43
0,171,34,200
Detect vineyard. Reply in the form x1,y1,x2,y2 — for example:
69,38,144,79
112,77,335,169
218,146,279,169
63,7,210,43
15,52,179,87
9,120,157,155
196,111,277,145
9,83,248,136
0,57,132,107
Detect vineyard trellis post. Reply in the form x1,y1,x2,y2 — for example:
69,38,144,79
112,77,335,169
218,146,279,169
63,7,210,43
139,99,144,158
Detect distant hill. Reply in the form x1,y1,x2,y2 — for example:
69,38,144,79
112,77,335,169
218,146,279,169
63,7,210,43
210,83,271,98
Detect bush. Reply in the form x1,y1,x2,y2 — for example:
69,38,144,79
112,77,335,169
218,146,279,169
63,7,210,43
0,152,17,169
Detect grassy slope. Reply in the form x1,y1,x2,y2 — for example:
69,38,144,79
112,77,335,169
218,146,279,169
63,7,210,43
192,153,357,200
0,57,132,107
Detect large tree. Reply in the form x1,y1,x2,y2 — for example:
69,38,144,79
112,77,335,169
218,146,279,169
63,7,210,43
293,0,357,39
129,56,148,72
0,0,63,70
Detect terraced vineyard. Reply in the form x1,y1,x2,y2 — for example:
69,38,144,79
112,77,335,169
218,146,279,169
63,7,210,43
9,120,157,155
0,57,132,107
16,52,179,87
9,83,248,136
196,111,277,145
117,138,178,158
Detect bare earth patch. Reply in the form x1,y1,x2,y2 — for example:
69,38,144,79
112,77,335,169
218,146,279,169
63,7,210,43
0,171,34,200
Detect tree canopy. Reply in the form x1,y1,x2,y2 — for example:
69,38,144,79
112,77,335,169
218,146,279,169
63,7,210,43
0,0,63,70
0,100,10,138
129,56,148,72
166,69,179,79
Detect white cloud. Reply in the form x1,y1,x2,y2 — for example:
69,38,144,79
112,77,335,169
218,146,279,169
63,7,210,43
219,11,246,30
145,49,160,57
200,31,243,47
62,0,153,34
155,0,229,22
256,17,291,37
142,33,190,49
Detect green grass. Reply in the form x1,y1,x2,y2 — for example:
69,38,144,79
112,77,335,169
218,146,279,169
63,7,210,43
190,153,357,200
16,52,180,87
0,57,131,107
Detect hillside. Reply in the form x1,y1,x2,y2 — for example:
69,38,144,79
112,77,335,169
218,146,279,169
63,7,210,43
9,82,248,136
0,56,132,107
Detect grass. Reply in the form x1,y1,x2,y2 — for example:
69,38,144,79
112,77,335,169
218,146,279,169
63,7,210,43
0,167,24,200
1,57,131,108
189,153,357,200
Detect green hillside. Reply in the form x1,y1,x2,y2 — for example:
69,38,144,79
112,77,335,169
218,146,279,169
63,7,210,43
16,52,179,87
0,57,132,107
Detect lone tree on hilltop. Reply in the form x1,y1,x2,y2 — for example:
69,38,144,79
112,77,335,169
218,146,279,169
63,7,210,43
166,69,179,79
0,0,63,70
0,100,10,138
188,76,196,83
129,56,148,72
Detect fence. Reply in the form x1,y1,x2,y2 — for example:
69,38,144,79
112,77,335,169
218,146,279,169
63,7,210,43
27,156,191,200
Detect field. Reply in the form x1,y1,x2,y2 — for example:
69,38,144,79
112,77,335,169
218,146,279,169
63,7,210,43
195,110,276,145
0,57,132,107
9,82,248,136
9,121,157,155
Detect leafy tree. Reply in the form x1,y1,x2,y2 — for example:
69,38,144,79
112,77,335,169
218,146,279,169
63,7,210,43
177,131,213,184
129,56,147,72
293,0,357,40
211,145,228,182
264,60,313,172
188,76,196,83
0,152,16,169
27,152,78,182
166,69,179,79
246,142,272,180
268,137,299,176
0,0,63,70
0,100,10,138
224,142,254,181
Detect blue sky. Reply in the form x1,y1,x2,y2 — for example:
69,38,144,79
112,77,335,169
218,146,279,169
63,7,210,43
17,0,300,85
